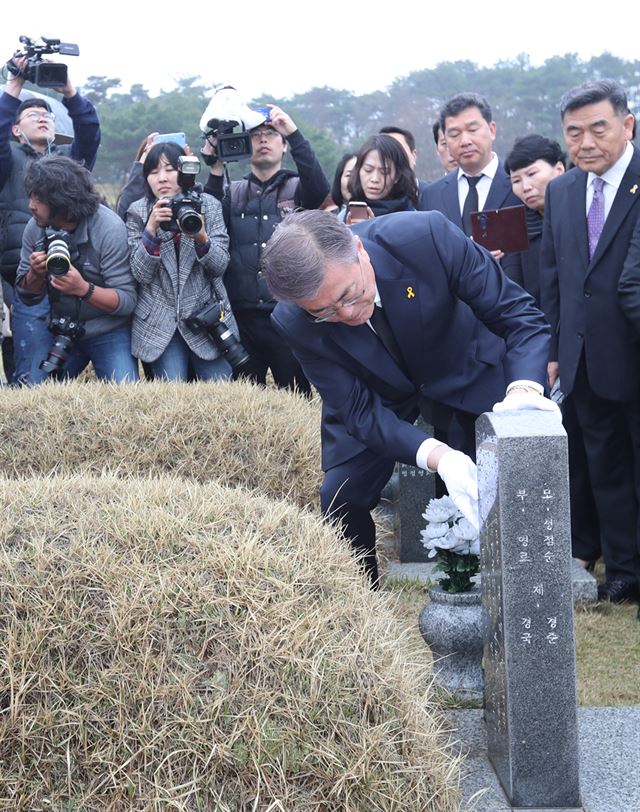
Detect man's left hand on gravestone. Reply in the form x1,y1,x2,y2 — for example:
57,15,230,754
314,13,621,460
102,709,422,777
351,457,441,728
492,390,562,421
436,450,480,532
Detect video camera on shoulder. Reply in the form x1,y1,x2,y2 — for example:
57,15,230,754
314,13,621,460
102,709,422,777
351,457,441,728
159,155,204,237
203,119,253,164
34,227,78,276
199,86,270,165
7,35,79,88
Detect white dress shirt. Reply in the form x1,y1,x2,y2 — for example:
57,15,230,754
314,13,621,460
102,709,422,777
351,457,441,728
586,140,634,219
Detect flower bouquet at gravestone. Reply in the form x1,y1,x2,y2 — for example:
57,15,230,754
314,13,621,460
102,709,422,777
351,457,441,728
420,495,480,593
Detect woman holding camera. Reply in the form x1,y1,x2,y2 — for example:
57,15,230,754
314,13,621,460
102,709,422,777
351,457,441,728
345,134,418,223
126,141,237,381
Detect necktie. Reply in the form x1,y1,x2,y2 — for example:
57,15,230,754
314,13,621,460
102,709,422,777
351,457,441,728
462,175,482,237
587,176,606,260
369,305,411,378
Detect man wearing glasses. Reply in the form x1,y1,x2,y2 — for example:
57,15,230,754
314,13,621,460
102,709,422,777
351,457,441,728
0,54,100,383
262,209,557,587
203,104,329,394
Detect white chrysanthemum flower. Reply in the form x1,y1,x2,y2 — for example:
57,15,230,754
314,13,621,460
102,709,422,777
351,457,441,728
434,529,460,550
422,495,460,524
452,518,478,542
448,536,481,556
423,521,450,539
419,530,440,556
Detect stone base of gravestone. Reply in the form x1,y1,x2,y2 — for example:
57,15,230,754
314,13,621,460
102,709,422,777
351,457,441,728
394,418,435,563
476,410,581,810
419,584,483,702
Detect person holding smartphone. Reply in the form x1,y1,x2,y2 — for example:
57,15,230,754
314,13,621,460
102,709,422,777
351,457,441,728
345,134,419,225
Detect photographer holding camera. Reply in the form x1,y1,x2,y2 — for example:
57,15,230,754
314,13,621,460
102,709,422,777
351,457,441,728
0,41,100,383
16,155,138,382
125,141,238,381
202,103,329,393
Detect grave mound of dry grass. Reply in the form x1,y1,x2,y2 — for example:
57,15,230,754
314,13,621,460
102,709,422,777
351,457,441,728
0,475,460,811
0,379,321,508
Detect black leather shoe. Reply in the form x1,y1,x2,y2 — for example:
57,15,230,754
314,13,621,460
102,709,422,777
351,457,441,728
597,579,640,603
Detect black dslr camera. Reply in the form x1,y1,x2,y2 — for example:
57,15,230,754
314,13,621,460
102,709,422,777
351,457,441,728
39,314,85,375
203,120,253,164
35,227,77,276
32,229,84,376
160,155,203,236
7,35,79,88
185,301,249,372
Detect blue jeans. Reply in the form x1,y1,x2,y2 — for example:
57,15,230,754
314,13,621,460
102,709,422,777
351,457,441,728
60,323,139,382
151,331,231,381
11,296,53,384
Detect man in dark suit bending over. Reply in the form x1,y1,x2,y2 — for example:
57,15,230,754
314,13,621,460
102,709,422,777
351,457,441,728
262,209,558,586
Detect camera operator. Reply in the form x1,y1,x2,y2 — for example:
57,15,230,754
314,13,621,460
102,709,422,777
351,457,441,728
203,103,329,393
0,52,101,384
16,155,138,382
125,142,236,381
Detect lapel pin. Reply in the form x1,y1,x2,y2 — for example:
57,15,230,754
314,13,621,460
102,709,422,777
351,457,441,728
631,184,638,194
406,286,416,299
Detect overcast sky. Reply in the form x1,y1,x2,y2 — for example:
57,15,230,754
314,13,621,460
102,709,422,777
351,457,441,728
2,1,638,104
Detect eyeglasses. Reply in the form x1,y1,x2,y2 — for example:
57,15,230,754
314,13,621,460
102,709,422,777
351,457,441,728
311,258,366,323
19,110,55,123
250,127,279,139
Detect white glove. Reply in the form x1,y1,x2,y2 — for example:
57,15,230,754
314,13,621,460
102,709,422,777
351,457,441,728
436,450,479,532
492,391,562,421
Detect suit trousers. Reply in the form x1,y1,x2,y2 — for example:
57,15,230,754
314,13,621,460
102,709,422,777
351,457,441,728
572,354,640,583
561,392,601,561
320,450,397,589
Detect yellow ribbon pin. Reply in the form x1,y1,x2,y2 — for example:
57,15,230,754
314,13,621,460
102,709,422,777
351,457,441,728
406,286,416,299
631,184,638,194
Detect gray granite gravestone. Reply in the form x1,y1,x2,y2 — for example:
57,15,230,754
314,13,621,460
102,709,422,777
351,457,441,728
395,417,435,562
476,411,582,810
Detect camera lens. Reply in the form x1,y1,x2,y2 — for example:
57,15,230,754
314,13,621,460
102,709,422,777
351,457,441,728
46,238,71,275
177,207,202,236
39,334,75,373
209,321,250,370
184,301,250,371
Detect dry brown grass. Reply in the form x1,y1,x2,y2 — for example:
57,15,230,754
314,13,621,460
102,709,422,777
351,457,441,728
0,379,322,509
574,600,640,706
0,475,461,811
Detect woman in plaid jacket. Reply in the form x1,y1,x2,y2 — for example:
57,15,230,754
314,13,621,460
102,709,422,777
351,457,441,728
126,141,237,380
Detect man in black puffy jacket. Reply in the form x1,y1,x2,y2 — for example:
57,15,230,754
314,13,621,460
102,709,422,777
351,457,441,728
203,104,329,393
0,54,100,383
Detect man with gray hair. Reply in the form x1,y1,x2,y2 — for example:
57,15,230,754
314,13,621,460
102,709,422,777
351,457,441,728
541,78,640,606
263,209,556,586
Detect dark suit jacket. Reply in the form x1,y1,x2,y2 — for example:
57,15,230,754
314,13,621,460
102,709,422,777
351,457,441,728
417,179,431,211
540,147,640,400
419,162,521,231
502,208,544,307
272,211,551,471
618,212,640,335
